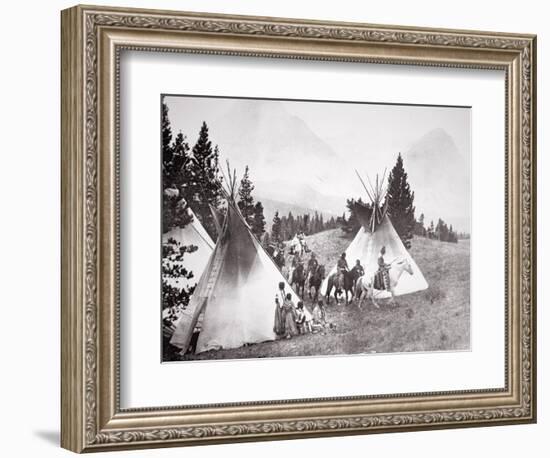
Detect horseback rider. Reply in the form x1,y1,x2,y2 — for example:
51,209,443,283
336,252,349,287
306,252,319,283
376,246,391,290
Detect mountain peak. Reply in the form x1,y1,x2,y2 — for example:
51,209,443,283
407,128,458,158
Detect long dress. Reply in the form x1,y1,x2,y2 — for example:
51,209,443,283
273,302,285,336
273,289,286,336
375,255,390,290
282,300,299,337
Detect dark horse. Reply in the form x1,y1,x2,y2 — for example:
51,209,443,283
325,269,361,305
291,262,306,297
308,264,325,303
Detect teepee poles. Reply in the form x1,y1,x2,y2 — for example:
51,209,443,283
355,169,374,203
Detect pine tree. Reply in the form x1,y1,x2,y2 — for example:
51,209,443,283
237,165,255,226
414,213,426,237
428,220,435,239
271,211,282,243
162,238,198,312
160,100,196,358
448,224,458,243
384,153,416,249
162,101,173,167
287,211,295,236
161,103,191,231
262,231,271,249
188,122,223,239
341,198,364,235
251,201,266,239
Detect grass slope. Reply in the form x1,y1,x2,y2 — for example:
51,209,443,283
180,229,470,361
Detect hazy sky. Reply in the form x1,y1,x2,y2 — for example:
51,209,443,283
165,96,470,171
164,95,471,231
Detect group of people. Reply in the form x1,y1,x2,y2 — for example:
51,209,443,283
271,231,394,341
336,246,391,291
273,281,327,339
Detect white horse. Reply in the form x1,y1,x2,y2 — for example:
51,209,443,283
355,257,414,308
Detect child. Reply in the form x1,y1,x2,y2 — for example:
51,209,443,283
295,301,312,334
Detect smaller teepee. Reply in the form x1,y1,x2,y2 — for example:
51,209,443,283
170,166,301,354
322,171,428,298
162,205,215,327
162,207,215,291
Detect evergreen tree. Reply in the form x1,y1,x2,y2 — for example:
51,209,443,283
237,165,255,226
287,211,295,236
414,213,426,237
162,238,197,312
160,100,197,359
427,220,435,239
188,122,223,239
162,101,173,167
251,201,266,239
271,211,282,243
161,102,192,231
262,231,271,249
448,224,458,243
384,153,416,249
341,198,364,235
303,214,310,235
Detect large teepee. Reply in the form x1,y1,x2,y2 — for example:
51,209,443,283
322,171,428,298
170,169,300,354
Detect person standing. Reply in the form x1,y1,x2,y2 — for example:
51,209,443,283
376,246,391,290
282,293,299,338
273,282,286,337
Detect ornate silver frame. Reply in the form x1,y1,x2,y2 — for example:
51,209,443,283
61,4,536,453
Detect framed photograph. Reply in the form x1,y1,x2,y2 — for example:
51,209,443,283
61,4,537,453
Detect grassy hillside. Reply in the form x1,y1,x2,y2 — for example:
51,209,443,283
179,229,470,361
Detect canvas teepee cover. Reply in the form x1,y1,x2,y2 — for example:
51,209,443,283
170,202,300,353
321,173,428,298
162,207,215,291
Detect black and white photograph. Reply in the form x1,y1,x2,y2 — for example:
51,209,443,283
161,95,471,362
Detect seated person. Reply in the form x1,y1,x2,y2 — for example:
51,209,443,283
311,300,327,332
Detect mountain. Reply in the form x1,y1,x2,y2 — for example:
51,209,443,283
403,128,470,233
209,100,349,199
200,99,352,219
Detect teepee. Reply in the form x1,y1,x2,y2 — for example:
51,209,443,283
162,206,215,326
162,207,216,291
170,168,300,354
322,171,428,298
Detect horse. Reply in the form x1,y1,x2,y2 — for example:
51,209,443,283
291,262,306,297
355,257,414,308
308,264,325,303
325,269,361,305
